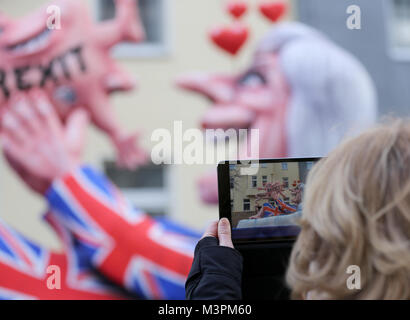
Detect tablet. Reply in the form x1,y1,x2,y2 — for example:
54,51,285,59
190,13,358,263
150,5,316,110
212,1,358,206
218,158,321,244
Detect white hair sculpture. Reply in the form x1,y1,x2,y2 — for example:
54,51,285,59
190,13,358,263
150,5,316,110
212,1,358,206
257,22,378,157
177,22,379,205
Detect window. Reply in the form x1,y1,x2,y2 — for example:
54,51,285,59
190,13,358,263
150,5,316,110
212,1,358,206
104,161,171,217
281,163,288,171
262,176,267,186
243,199,251,211
230,177,234,189
387,0,410,60
306,161,314,170
282,177,289,188
251,176,257,188
96,0,170,58
261,163,268,168
230,200,234,210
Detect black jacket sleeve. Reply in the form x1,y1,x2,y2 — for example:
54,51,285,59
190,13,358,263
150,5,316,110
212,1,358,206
185,237,243,300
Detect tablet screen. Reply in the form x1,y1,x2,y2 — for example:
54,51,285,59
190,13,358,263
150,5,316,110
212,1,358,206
226,159,320,243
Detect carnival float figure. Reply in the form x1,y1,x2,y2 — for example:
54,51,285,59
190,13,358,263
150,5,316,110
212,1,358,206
0,0,146,168
0,0,198,300
250,181,300,219
177,22,378,205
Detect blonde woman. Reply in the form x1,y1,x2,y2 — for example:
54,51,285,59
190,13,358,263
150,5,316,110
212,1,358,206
287,119,410,299
187,120,410,300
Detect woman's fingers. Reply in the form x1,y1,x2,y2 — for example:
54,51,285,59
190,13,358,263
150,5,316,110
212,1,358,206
201,220,218,239
201,219,234,248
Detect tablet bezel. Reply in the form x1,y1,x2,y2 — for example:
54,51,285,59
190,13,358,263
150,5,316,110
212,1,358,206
218,157,321,246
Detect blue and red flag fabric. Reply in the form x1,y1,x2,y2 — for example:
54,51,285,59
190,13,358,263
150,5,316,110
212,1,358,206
0,166,199,300
262,199,297,217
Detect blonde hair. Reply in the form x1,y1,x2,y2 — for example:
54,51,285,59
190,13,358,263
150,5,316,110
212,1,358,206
287,119,410,299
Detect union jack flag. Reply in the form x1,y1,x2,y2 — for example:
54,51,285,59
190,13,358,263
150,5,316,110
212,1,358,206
0,166,199,300
262,199,297,217
0,215,121,300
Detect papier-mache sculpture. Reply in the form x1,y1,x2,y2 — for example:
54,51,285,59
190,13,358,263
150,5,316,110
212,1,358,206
177,22,378,204
0,0,199,300
0,0,146,168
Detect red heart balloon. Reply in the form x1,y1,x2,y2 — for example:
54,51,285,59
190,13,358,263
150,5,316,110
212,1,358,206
259,1,287,23
209,24,249,56
226,1,248,19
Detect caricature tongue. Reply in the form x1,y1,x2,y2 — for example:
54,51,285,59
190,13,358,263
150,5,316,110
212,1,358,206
201,105,254,130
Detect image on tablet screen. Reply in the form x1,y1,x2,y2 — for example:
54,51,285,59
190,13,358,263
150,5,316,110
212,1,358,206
229,160,318,241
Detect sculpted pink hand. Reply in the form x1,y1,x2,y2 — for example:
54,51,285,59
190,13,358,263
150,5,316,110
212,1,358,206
1,91,89,194
0,0,146,169
177,22,377,205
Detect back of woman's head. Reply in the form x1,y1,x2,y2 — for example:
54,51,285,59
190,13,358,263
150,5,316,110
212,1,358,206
287,119,410,299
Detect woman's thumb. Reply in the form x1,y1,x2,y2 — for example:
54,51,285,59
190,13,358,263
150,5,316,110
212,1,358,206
218,218,234,248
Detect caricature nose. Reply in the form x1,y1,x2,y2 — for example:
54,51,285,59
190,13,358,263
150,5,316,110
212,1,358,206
200,104,255,129
175,73,234,104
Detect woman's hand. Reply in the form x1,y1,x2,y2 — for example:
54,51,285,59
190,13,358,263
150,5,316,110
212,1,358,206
201,218,234,248
186,218,243,300
0,91,89,194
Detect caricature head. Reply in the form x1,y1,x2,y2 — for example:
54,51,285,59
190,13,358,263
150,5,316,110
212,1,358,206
265,183,274,193
0,0,146,169
178,22,377,159
291,183,303,205
0,0,145,110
